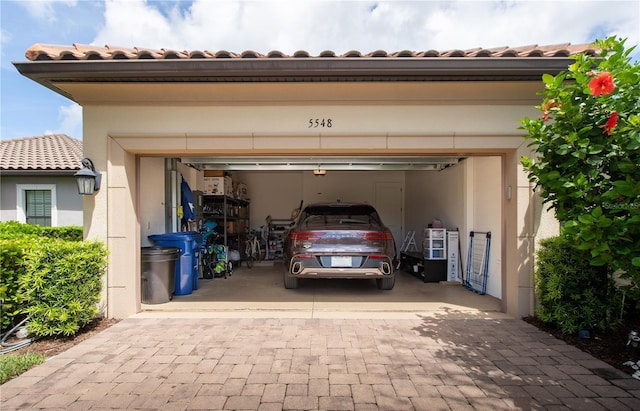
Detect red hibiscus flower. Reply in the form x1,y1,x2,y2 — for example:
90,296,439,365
588,71,615,96
603,112,618,135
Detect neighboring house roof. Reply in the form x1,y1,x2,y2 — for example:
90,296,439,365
0,134,83,173
14,43,598,101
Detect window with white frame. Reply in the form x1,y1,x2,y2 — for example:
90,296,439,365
16,184,57,227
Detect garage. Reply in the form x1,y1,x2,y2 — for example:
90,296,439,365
14,43,587,319
138,153,502,308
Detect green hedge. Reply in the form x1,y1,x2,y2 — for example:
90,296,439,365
0,221,82,241
0,222,106,337
535,236,623,334
20,240,106,336
0,239,36,332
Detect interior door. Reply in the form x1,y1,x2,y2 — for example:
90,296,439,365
374,182,403,254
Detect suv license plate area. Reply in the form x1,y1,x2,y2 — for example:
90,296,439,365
331,256,351,267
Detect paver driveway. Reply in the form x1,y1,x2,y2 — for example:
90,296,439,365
3,315,640,410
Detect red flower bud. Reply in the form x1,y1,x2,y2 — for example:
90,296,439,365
603,112,618,135
541,99,558,122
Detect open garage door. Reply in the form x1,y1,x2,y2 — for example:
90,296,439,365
180,156,462,171
140,154,503,311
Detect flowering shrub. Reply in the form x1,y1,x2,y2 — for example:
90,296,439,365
520,37,640,298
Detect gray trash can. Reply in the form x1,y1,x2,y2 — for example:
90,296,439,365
141,247,180,304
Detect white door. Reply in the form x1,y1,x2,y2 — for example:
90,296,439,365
374,182,403,254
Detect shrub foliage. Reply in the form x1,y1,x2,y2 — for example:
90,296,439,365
0,239,35,332
20,240,107,336
0,222,106,337
535,236,623,334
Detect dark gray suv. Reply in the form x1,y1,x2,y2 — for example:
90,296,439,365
282,202,396,290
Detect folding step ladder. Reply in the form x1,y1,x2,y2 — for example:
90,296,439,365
400,231,418,252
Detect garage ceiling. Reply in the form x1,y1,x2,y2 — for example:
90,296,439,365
181,156,464,171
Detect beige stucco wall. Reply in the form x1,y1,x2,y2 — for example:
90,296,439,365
79,81,558,319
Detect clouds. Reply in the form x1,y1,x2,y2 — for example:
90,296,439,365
2,0,639,140
58,103,82,138
18,0,78,23
43,103,82,139
90,0,640,55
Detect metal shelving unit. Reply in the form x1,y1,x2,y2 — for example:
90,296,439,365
202,195,250,253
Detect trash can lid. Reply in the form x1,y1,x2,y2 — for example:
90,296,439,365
148,232,202,245
141,246,181,256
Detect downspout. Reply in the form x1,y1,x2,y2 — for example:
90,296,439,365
165,158,180,232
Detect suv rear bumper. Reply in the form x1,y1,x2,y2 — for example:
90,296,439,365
287,256,394,279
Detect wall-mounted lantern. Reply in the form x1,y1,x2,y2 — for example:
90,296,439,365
74,157,102,195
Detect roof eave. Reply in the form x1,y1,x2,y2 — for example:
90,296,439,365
13,57,574,101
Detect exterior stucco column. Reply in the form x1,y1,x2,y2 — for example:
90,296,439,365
505,144,560,318
106,138,140,318
81,123,109,317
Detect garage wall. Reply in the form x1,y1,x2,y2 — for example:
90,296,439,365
139,157,166,246
233,171,303,230
139,165,406,239
234,170,405,233
405,157,502,298
468,157,502,298
405,165,465,233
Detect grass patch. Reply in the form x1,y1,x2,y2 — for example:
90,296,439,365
0,353,47,384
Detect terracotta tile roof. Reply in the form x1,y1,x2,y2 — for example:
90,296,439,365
1,134,83,171
24,43,598,61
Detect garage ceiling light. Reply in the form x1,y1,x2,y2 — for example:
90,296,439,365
181,156,463,171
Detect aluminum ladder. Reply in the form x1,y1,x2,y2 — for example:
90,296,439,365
400,230,418,252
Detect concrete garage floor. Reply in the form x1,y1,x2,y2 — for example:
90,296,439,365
141,262,505,320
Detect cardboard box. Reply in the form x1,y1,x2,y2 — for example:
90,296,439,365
203,176,233,197
204,170,229,177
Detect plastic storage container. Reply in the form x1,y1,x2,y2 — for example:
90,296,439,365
148,232,202,295
141,247,180,304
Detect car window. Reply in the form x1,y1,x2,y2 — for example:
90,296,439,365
300,205,382,225
304,214,371,225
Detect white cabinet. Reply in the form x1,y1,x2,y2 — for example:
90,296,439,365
446,230,460,282
423,228,447,260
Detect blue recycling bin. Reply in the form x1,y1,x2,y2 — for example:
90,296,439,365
148,232,202,295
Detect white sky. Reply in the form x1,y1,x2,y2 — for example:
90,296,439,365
1,0,639,140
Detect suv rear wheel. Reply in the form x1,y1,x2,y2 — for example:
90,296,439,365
376,276,395,290
283,269,299,289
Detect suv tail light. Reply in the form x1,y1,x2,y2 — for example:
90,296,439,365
362,231,393,241
290,231,322,241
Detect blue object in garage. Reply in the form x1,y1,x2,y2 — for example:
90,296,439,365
148,232,202,295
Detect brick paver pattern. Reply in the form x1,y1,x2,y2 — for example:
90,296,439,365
2,317,640,410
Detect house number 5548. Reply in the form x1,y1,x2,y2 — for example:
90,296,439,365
308,118,333,128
